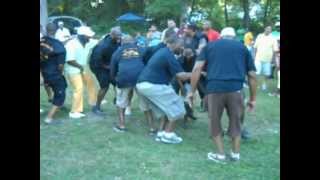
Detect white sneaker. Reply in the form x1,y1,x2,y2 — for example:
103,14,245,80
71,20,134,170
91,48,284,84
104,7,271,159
44,118,52,124
69,112,86,119
207,152,226,164
155,131,164,142
161,132,183,144
229,151,240,161
101,99,107,105
125,106,132,116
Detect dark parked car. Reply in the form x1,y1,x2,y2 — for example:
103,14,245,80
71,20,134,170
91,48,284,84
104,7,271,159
48,16,85,34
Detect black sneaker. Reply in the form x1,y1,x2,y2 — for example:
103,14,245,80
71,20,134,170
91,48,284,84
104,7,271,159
113,126,127,133
92,106,106,116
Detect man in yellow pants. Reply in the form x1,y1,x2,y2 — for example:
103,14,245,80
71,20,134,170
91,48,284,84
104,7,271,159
64,26,98,119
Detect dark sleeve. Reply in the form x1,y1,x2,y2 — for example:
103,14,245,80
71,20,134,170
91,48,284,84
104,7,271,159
245,47,256,72
142,46,153,64
167,54,184,76
196,45,207,62
56,44,66,65
110,49,121,80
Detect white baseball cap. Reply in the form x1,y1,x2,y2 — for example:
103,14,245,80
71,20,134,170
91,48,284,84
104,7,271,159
58,21,64,26
77,26,95,37
220,27,236,37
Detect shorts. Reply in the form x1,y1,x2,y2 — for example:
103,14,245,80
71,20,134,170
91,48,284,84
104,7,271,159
207,91,244,138
45,77,67,107
136,82,186,121
116,87,134,108
91,68,111,89
255,61,272,76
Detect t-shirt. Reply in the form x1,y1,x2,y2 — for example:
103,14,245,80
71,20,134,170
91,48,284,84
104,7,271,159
64,37,95,75
206,29,220,42
254,33,278,62
40,36,66,81
178,56,195,73
161,27,179,42
244,32,254,46
197,39,256,93
143,42,166,64
89,35,121,69
138,47,184,85
110,43,145,88
55,27,71,42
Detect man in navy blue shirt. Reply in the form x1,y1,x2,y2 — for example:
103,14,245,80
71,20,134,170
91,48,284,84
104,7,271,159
189,27,257,163
89,27,121,115
40,23,67,124
110,35,156,133
136,36,191,144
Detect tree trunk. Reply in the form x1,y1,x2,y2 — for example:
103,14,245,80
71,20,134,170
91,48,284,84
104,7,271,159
242,0,250,29
263,0,272,26
224,0,229,26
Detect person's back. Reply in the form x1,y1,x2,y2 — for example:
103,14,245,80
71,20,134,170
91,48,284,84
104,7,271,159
110,43,145,88
201,38,253,92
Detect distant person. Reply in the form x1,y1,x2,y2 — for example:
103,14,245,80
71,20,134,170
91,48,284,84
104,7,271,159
146,25,162,47
135,32,147,48
136,36,191,144
254,26,278,92
202,20,220,42
161,19,179,42
177,23,187,38
40,23,67,124
64,26,98,119
183,23,208,111
188,27,257,163
55,21,71,43
110,35,156,133
89,27,122,115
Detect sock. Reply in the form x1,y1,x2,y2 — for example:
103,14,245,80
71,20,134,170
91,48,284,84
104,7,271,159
231,151,240,159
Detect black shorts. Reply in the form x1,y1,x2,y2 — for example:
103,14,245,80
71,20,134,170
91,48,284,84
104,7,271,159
46,76,67,107
91,68,111,89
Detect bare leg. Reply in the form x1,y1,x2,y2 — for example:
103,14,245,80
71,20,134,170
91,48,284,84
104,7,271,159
144,110,155,130
47,105,59,120
44,85,53,101
96,87,108,109
212,135,225,155
231,136,241,153
117,107,126,128
165,121,176,133
159,116,168,131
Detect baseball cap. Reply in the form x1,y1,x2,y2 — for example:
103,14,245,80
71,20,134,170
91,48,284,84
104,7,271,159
221,27,236,37
58,21,64,26
77,26,95,37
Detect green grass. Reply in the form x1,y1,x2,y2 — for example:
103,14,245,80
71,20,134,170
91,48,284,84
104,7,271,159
40,78,280,180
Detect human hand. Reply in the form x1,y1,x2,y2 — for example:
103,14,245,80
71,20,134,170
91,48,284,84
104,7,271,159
247,100,256,113
186,92,194,108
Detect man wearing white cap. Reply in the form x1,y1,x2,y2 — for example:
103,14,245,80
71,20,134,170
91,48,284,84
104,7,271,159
55,21,71,43
189,27,257,163
64,26,98,119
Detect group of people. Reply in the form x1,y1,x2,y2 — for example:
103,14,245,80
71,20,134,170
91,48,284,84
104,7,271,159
40,18,280,163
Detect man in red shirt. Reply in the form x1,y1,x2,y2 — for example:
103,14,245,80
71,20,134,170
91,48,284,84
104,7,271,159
202,20,220,42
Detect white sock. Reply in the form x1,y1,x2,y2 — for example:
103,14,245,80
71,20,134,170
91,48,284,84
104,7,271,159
231,151,240,159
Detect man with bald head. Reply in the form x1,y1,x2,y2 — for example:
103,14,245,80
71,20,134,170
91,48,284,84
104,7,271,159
89,27,122,115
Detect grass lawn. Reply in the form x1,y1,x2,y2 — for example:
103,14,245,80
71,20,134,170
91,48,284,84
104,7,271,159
40,78,280,180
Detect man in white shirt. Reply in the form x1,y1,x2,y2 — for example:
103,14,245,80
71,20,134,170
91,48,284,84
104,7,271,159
161,19,179,42
64,26,98,119
254,26,278,92
55,21,71,43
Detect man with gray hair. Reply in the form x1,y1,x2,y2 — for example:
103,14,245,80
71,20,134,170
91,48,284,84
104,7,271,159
188,27,257,163
89,27,122,115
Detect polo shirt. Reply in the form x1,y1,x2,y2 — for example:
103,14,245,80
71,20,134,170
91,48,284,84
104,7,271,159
64,36,95,75
197,39,256,93
138,47,183,85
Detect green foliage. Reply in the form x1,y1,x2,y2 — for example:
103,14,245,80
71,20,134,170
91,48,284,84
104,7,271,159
145,0,184,28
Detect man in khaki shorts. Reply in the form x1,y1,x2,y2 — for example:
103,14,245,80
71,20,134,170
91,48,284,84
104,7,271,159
136,36,191,144
110,35,156,133
189,27,257,163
